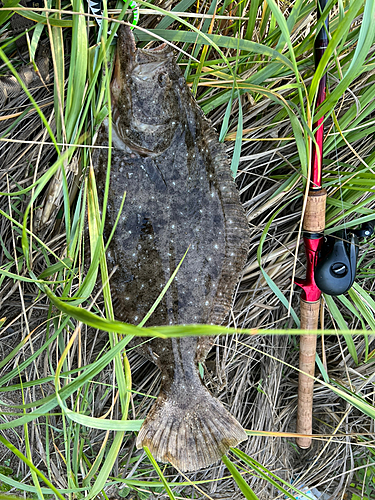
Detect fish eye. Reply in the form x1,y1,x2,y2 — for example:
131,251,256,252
157,72,170,87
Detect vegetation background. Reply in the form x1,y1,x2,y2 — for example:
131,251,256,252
0,0,375,498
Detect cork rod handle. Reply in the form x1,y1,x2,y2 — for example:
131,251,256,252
303,189,327,233
296,298,320,449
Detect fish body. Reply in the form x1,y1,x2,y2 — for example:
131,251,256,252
93,26,250,471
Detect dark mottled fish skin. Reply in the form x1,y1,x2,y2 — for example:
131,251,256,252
93,26,250,471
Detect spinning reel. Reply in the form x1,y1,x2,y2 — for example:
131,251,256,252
314,220,375,296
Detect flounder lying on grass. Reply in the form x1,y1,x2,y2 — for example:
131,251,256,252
93,26,250,471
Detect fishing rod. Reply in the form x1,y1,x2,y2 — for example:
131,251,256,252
294,0,375,449
294,0,329,450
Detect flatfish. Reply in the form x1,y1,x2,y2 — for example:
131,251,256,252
93,26,250,471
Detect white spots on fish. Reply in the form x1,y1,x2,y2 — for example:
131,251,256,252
140,165,148,175
128,230,132,234
125,297,130,301
214,244,218,249
171,224,175,229
134,316,138,321
138,244,142,250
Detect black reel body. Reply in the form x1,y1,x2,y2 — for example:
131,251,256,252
315,230,358,296
315,220,374,296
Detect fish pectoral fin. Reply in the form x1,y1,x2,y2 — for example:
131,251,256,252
136,386,247,472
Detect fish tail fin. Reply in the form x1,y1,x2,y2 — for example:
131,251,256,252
136,383,247,472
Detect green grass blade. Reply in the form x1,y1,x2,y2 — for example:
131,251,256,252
231,448,318,500
231,88,243,178
324,294,358,364
313,0,375,119
0,435,65,500
221,455,259,500
144,446,177,500
65,0,88,142
133,29,294,70
245,0,261,43
156,0,196,30
56,406,143,431
257,201,300,326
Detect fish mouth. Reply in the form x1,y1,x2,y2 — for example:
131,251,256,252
113,26,174,95
117,25,173,69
